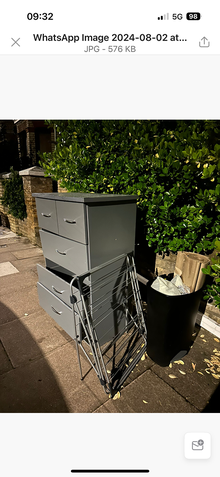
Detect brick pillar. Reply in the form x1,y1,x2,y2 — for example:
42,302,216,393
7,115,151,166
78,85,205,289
19,166,53,245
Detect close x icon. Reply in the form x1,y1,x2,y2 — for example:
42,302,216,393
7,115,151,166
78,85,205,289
11,38,20,47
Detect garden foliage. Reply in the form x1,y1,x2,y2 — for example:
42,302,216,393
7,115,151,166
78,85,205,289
2,167,27,220
40,120,220,254
203,240,220,309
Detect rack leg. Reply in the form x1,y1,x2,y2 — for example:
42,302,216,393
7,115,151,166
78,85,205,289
75,337,83,380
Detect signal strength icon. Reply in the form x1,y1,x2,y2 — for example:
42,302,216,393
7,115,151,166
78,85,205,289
157,13,169,20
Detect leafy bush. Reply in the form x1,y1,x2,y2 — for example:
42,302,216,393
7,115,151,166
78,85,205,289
40,120,220,254
202,240,220,309
2,168,27,220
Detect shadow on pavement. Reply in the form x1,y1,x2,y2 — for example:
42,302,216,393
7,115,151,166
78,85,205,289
202,383,220,412
0,301,70,412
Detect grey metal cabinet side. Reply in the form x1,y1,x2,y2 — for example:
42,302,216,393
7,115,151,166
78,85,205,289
86,202,137,268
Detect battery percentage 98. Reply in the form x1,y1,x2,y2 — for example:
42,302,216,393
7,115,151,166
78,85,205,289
186,12,201,20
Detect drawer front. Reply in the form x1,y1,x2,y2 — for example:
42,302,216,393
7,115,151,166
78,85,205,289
37,264,80,308
40,230,88,276
35,198,58,234
37,282,81,341
56,201,87,244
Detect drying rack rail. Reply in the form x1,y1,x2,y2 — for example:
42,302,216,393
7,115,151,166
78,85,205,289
70,253,147,397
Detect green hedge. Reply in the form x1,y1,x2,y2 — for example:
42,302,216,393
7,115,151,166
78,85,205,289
40,120,220,254
203,240,220,309
2,168,27,220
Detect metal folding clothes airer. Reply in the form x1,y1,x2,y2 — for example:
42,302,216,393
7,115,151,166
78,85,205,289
69,253,147,397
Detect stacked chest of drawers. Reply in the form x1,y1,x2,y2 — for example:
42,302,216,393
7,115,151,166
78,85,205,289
33,192,137,345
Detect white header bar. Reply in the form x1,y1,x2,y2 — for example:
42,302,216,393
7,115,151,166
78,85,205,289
0,1,219,54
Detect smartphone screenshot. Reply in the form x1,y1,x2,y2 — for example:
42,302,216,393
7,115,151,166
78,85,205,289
0,1,219,476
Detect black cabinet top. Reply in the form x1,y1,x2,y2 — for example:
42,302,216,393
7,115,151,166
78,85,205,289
32,192,137,204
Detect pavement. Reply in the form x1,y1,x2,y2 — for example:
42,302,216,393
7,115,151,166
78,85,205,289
0,225,220,413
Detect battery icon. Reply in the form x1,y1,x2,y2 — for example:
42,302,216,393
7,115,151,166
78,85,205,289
186,12,201,20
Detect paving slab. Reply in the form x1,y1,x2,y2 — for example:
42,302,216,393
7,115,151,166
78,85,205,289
11,256,45,272
0,357,69,412
0,237,30,244
94,396,135,413
0,341,13,375
0,310,71,367
12,247,43,260
0,286,41,324
0,228,31,244
39,343,109,412
95,369,198,413
0,342,108,412
0,228,17,240
151,328,220,411
0,242,38,253
0,261,19,277
0,319,44,367
63,383,108,412
21,309,72,349
0,252,18,263
0,269,38,296
123,353,154,385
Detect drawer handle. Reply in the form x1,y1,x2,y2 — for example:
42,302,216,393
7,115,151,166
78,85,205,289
52,285,64,295
41,213,52,218
63,218,76,224
56,249,67,255
51,306,62,315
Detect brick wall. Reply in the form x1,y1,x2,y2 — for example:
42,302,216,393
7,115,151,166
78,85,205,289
7,214,28,236
0,167,53,245
22,173,53,245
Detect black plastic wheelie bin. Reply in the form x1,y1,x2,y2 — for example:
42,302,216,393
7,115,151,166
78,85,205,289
146,281,203,366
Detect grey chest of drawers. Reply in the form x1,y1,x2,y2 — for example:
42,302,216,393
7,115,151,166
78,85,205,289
33,192,137,344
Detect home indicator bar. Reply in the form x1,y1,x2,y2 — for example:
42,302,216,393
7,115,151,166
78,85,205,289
71,471,150,474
